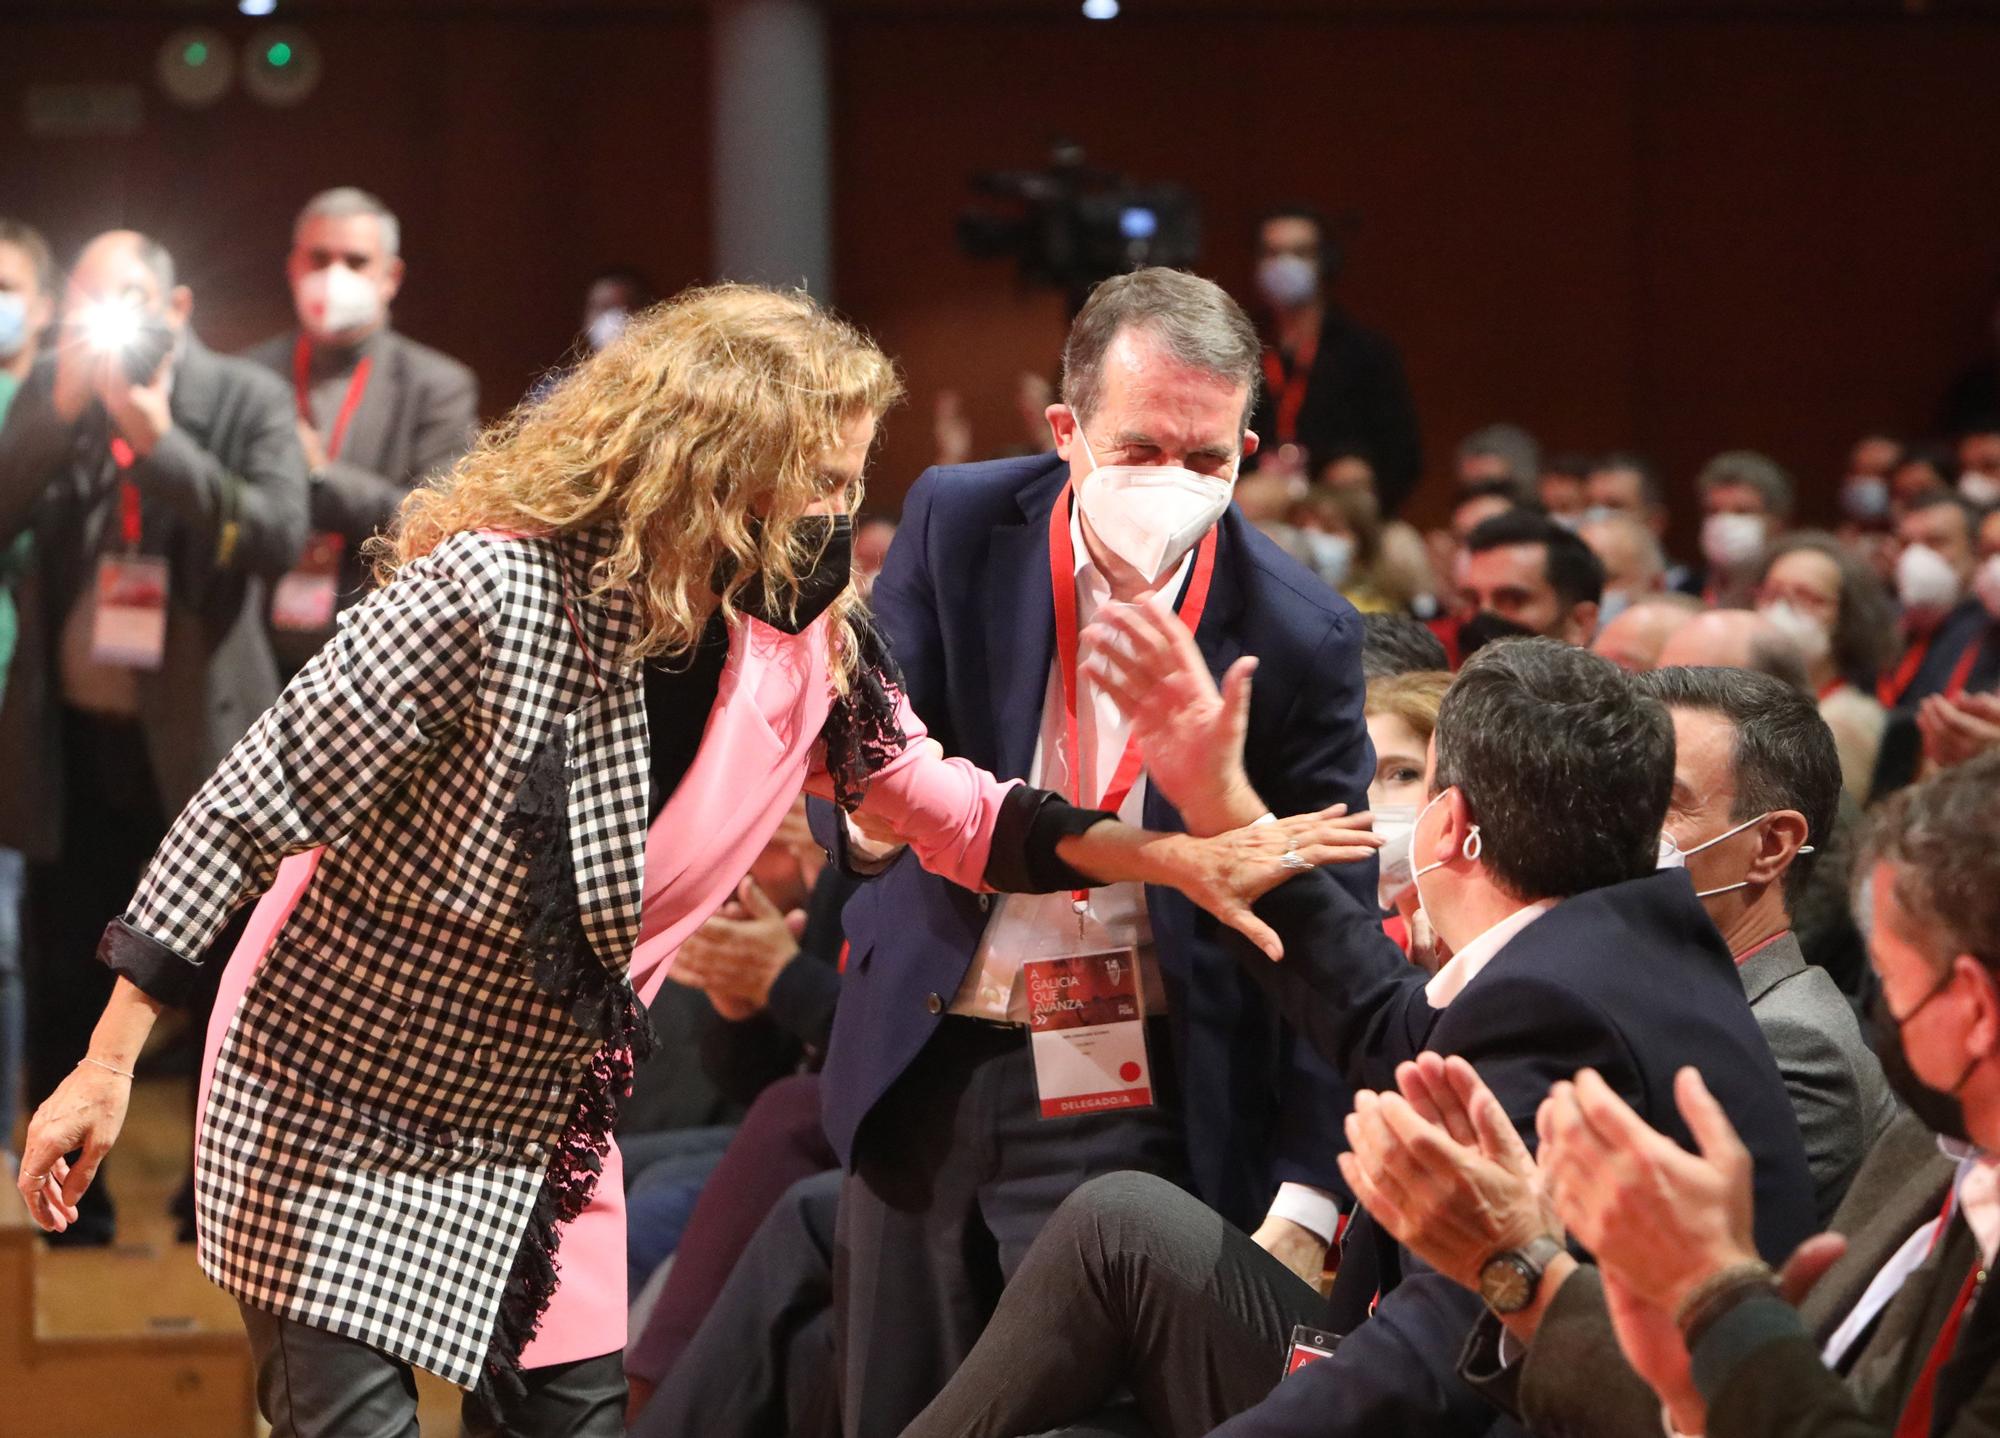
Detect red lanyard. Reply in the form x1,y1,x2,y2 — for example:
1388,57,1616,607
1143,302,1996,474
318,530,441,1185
1260,330,1318,447
104,437,142,550
1884,631,1984,706
293,336,374,463
1818,678,1847,704
1047,485,1218,911
1881,631,1934,707
1893,1260,1982,1438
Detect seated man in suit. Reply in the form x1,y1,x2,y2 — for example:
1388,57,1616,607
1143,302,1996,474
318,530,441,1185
1524,752,2000,1438
901,635,1816,1438
1637,665,1898,1222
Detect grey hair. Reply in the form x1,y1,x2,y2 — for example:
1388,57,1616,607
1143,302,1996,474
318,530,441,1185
1697,449,1795,522
1061,268,1262,430
295,187,401,257
1457,423,1542,490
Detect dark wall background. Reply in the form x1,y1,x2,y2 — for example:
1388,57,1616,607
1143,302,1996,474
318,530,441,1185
6,3,2000,541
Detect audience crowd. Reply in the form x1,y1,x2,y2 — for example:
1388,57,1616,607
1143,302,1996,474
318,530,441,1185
7,187,2000,1438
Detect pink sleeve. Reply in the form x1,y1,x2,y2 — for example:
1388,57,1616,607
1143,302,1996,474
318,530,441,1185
814,693,1019,893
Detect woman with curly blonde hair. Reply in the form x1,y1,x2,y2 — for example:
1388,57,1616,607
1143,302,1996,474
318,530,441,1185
18,284,1353,1436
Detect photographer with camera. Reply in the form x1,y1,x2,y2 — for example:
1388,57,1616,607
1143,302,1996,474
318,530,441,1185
0,229,306,1245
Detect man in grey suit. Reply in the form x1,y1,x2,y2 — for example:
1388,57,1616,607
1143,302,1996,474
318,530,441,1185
0,230,307,1243
1637,664,1898,1222
1331,665,1907,1435
242,186,478,675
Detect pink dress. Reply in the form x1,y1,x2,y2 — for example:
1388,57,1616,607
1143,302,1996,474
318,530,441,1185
198,610,1014,1374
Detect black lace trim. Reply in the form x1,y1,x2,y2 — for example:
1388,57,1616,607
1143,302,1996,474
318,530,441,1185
477,726,657,1411
820,615,912,813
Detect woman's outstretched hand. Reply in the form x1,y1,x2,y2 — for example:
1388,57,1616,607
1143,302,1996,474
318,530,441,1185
1136,804,1382,960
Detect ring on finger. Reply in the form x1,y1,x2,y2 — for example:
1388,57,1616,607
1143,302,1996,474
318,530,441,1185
1278,849,1313,872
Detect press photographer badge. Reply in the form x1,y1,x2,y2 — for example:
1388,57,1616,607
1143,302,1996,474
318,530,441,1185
1023,948,1153,1119
90,553,169,670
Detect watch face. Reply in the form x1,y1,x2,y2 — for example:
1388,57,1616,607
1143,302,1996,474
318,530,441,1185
1480,1255,1534,1313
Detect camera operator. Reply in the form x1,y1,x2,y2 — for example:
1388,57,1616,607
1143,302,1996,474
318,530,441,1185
0,229,306,1244
243,188,479,675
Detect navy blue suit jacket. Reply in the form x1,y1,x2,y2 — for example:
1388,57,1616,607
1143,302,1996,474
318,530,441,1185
1211,868,1818,1438
819,452,1377,1228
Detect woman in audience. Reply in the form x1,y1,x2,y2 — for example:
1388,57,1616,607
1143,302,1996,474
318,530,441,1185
1364,669,1450,962
1755,531,1899,802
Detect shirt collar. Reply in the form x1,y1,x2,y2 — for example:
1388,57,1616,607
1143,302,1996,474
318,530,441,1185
1954,1151,2000,1269
1423,899,1558,1009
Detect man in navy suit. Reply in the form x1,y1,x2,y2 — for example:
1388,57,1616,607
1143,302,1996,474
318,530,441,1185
896,636,1817,1438
820,268,1376,1437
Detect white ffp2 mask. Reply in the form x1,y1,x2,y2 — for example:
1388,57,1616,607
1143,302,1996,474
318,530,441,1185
295,265,384,341
1072,427,1236,584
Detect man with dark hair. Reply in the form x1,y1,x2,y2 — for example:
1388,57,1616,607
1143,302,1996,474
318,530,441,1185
1459,508,1605,650
0,229,307,1242
243,187,479,676
1511,752,2000,1438
823,265,1376,1435
1636,667,1894,1217
1361,610,1449,678
1246,205,1420,515
899,635,1815,1438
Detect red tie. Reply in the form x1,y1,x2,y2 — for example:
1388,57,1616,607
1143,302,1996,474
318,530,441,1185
1894,1265,1984,1438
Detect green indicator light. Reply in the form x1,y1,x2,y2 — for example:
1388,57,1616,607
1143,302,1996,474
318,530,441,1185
184,41,208,65
267,41,292,67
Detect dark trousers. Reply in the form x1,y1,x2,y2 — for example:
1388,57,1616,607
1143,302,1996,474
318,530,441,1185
20,711,165,1234
238,1303,625,1438
631,1167,844,1438
627,1071,837,1389
901,1170,1326,1438
835,1016,1189,1438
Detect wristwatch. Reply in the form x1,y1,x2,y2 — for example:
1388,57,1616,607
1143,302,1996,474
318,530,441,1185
1477,1236,1565,1315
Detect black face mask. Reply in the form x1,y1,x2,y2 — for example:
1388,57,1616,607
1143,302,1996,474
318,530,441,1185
1868,972,1976,1144
1457,610,1538,659
724,514,853,635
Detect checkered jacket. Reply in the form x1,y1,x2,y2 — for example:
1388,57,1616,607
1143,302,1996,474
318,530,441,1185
102,525,651,1388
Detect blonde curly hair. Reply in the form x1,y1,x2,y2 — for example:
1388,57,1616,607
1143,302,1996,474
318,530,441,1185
377,283,903,680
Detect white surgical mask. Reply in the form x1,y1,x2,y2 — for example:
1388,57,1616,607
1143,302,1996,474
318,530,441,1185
1073,427,1236,584
1580,504,1622,527
1373,804,1418,908
1758,599,1832,666
1961,472,2000,509
1256,253,1318,310
0,291,27,362
1842,477,1891,522
1976,553,2000,622
1896,542,1963,613
1678,811,1813,900
1410,787,1480,923
1702,512,1768,570
586,307,628,353
1656,833,1685,869
295,264,384,342
1303,530,1354,588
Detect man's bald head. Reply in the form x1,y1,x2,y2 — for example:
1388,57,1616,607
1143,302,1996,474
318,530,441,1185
1590,595,1700,673
1655,609,1811,693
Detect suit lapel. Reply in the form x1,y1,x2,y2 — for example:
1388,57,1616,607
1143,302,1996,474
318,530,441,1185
983,463,1067,782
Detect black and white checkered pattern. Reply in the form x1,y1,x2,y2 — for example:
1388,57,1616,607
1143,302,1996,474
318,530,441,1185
124,526,651,1388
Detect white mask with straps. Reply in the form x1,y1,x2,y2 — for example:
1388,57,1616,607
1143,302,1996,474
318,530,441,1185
1678,811,1814,899
1073,426,1237,584
1410,786,1481,922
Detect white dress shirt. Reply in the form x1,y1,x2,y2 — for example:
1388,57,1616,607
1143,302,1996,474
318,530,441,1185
1423,900,1558,1010
948,509,1341,1243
